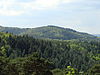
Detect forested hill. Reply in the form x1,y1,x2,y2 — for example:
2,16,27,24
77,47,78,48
0,32,100,74
0,25,96,40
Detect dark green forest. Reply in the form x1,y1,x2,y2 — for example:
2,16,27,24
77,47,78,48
0,32,100,75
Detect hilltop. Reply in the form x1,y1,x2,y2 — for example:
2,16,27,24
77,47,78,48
0,25,96,40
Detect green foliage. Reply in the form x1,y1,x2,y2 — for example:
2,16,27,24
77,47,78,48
0,56,10,75
0,53,53,75
52,69,64,75
64,66,79,75
92,54,100,60
0,32,99,74
0,25,96,40
87,64,100,75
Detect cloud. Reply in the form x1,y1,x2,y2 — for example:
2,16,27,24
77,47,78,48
0,0,24,16
20,0,74,10
0,0,74,16
0,0,99,16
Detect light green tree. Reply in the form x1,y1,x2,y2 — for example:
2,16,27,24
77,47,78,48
65,66,78,75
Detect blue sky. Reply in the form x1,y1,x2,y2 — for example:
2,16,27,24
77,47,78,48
0,0,100,34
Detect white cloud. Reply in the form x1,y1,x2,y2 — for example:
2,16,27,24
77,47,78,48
0,0,24,16
20,0,73,10
0,0,99,16
0,0,74,16
0,10,24,16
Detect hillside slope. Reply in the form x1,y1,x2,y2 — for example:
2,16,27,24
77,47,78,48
0,25,96,40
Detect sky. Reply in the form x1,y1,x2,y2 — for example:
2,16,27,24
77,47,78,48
0,0,100,34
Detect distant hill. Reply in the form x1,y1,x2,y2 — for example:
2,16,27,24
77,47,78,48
0,25,96,40
0,26,27,34
93,34,100,37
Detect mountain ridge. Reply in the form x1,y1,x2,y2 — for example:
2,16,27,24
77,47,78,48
0,25,96,40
